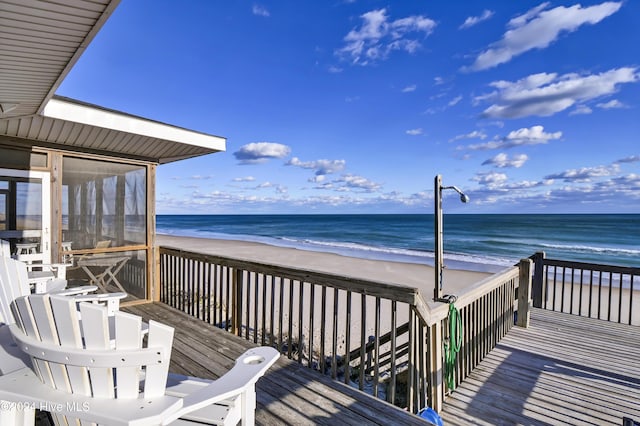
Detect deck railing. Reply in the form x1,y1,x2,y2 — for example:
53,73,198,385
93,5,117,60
158,246,527,413
531,252,640,326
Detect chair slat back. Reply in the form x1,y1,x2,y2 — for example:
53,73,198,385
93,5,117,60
0,240,10,257
0,257,30,325
142,320,174,398
78,301,114,398
49,295,91,396
10,294,174,407
12,295,56,389
114,310,143,398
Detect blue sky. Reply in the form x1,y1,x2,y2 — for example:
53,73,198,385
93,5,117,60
58,0,640,214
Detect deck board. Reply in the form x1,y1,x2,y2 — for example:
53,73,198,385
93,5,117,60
124,302,427,426
439,308,640,426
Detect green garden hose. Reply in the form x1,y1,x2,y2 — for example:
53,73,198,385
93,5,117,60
444,301,462,391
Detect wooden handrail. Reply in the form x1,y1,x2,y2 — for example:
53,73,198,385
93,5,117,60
158,246,523,413
160,246,422,304
531,252,639,325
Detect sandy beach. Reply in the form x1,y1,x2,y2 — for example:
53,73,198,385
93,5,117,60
156,234,492,302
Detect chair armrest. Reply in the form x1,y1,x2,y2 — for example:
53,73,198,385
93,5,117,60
163,346,279,424
75,292,127,316
51,285,98,296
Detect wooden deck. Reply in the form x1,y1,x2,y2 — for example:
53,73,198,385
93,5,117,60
439,308,640,426
124,302,427,426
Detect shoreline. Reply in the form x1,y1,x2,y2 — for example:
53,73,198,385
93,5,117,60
156,233,493,299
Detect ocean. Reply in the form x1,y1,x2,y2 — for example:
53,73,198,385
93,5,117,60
156,214,639,273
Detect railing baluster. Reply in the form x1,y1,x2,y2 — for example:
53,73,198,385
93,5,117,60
389,299,397,406
298,281,304,364
320,285,326,375
629,275,634,326
588,269,594,319
598,269,603,319
618,272,624,324
407,309,415,413
278,277,284,353
373,296,380,398
270,275,275,347
359,293,366,391
578,268,584,316
344,290,352,384
331,288,339,379
261,274,267,345
608,271,613,322
287,279,294,358
309,283,315,369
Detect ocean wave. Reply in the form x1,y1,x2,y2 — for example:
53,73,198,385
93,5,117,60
540,243,640,256
281,237,513,271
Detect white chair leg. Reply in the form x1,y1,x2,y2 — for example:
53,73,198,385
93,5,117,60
240,385,257,426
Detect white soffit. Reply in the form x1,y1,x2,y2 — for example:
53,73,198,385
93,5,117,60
43,97,226,152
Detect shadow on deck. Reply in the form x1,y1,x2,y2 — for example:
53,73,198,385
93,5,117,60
439,308,640,425
125,302,427,426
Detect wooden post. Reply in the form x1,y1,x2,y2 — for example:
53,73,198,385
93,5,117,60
429,321,444,412
232,268,244,336
148,164,159,302
517,258,533,328
531,251,546,308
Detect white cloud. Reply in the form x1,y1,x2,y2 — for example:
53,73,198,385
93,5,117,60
466,2,622,71
544,164,620,182
233,142,291,164
448,95,463,107
477,68,638,119
402,84,417,93
335,174,381,192
596,99,625,109
615,155,640,164
337,8,436,65
406,128,423,136
252,4,270,17
482,153,529,168
286,157,346,176
233,176,256,182
504,125,562,145
462,125,561,150
472,171,508,188
570,105,593,115
459,10,494,29
328,65,343,73
450,130,487,142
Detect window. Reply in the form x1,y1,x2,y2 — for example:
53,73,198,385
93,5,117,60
62,157,147,250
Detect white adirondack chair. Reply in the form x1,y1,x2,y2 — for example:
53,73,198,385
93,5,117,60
0,254,99,425
0,256,129,329
0,294,279,426
1,239,70,293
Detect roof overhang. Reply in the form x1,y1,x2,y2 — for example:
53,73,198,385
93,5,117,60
1,96,225,164
0,0,226,164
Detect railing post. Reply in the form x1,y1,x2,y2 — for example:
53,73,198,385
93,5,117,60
531,251,545,308
232,268,243,336
517,259,533,328
429,321,444,412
